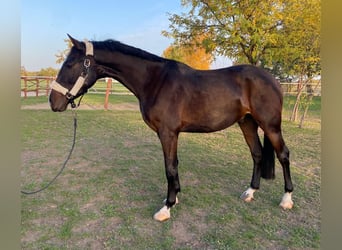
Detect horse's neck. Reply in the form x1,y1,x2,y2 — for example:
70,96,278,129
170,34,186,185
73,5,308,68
95,51,164,100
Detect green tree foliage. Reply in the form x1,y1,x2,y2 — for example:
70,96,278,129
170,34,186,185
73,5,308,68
163,0,320,77
20,66,58,77
37,67,58,76
280,0,321,123
163,0,287,65
264,0,321,79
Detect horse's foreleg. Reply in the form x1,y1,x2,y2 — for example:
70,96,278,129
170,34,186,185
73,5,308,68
153,129,180,222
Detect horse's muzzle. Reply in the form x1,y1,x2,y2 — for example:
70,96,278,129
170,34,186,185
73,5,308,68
49,90,69,112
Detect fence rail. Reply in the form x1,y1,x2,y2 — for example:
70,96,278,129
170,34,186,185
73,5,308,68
280,82,321,96
21,76,321,99
21,76,55,97
20,77,132,97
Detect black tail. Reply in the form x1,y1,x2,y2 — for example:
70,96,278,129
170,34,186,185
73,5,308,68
261,135,275,179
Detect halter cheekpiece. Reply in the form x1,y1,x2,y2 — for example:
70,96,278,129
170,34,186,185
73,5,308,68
50,39,94,107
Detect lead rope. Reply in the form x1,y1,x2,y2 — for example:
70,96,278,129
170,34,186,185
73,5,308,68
21,99,83,195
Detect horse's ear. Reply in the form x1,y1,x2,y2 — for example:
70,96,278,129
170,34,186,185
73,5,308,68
67,34,84,51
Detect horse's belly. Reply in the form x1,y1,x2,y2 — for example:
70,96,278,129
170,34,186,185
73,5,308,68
181,108,240,133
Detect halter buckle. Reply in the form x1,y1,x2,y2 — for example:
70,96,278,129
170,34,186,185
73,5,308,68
65,92,74,100
84,58,91,68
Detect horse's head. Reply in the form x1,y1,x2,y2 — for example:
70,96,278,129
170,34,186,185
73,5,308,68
49,35,98,112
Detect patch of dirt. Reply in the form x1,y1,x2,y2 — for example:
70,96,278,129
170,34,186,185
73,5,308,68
109,103,139,111
21,214,65,245
79,195,108,214
21,103,51,110
171,207,210,249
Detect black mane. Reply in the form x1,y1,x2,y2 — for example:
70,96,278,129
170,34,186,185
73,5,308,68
92,39,166,63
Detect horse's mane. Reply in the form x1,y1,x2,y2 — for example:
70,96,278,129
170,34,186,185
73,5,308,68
92,39,166,63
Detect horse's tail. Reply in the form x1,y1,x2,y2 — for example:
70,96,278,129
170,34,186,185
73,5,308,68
261,135,275,179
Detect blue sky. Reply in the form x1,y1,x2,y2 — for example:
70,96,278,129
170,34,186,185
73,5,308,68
21,0,185,71
21,0,230,71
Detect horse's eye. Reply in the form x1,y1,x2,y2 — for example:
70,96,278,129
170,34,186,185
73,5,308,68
65,62,74,68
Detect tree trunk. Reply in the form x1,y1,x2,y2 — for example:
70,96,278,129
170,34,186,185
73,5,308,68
290,92,301,122
299,95,313,128
290,77,305,122
298,80,321,128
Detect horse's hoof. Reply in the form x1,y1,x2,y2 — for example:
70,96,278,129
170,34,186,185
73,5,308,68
279,192,294,210
240,187,256,202
153,205,170,222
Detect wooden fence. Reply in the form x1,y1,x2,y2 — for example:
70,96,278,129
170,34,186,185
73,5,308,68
21,76,321,109
20,77,129,109
280,82,321,96
20,77,130,97
21,76,55,98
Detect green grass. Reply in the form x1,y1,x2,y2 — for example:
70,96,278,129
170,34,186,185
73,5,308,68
21,95,320,249
21,92,138,107
283,95,321,129
21,96,50,105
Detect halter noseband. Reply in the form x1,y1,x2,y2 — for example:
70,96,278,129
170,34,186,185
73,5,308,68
50,40,94,105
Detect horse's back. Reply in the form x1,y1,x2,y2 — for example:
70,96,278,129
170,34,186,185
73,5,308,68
186,64,283,111
185,64,282,96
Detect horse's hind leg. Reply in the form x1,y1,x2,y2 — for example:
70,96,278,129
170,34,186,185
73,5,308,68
238,115,263,202
266,130,294,209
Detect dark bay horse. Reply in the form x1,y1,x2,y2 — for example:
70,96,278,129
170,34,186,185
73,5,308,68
49,35,293,221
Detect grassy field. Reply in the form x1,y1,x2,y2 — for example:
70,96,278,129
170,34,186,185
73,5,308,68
21,95,320,249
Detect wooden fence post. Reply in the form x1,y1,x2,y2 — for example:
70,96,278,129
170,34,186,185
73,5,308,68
23,77,27,98
104,78,112,110
35,78,39,97
46,77,52,96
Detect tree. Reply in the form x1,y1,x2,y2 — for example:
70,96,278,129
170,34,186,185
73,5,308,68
21,66,27,76
20,67,58,77
162,34,213,69
163,0,286,66
38,67,58,77
55,38,73,64
280,0,321,124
